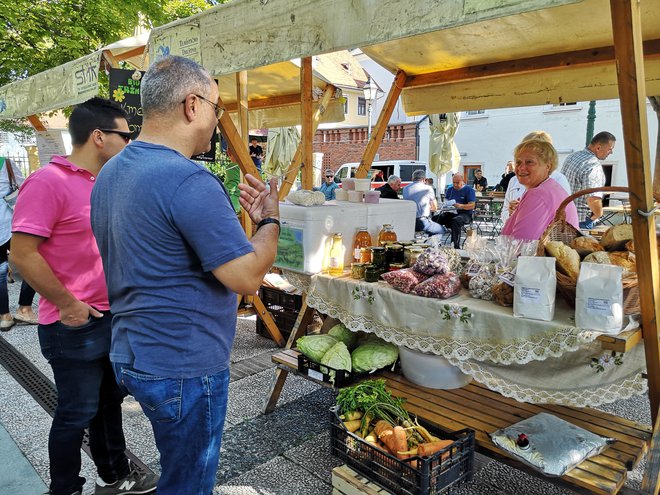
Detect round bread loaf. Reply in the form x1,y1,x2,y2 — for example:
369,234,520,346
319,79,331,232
608,251,637,272
570,236,604,258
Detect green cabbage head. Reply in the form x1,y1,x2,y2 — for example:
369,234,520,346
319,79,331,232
296,335,338,363
352,341,399,373
327,323,357,350
321,341,352,372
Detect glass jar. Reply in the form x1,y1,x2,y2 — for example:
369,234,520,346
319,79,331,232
408,247,424,266
385,243,404,265
327,233,345,276
370,247,387,268
352,227,372,262
388,262,406,272
377,224,397,244
359,247,372,264
364,264,381,283
351,262,367,279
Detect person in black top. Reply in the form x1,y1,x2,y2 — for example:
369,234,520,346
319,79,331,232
375,175,402,199
249,138,263,171
472,169,487,192
498,161,515,192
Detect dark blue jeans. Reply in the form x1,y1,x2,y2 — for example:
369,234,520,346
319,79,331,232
39,314,129,495
579,214,596,230
114,364,230,495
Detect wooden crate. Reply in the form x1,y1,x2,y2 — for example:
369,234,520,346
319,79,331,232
332,465,391,495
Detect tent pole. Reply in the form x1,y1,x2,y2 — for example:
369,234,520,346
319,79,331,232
236,70,253,237
610,0,660,429
355,70,407,178
301,57,314,190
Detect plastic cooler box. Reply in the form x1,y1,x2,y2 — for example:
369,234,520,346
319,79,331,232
275,199,416,275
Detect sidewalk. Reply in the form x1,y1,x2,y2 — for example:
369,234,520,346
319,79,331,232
0,421,47,494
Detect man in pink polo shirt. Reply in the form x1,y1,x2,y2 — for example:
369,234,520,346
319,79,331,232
10,98,157,495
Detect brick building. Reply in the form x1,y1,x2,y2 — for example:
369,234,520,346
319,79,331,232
314,122,419,173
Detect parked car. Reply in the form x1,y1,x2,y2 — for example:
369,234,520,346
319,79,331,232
334,160,437,192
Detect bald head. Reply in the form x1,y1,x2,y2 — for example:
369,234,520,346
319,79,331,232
452,174,465,188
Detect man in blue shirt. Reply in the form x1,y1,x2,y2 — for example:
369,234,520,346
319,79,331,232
314,168,339,200
435,174,476,248
91,56,280,495
402,170,445,235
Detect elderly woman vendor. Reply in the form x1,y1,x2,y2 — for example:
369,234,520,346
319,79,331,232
500,139,578,240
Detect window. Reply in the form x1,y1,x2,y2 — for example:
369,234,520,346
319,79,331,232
357,97,366,116
343,96,349,115
399,165,425,182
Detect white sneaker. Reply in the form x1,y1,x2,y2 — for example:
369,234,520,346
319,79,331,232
0,318,15,331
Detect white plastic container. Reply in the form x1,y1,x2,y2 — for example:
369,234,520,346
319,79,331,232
353,178,371,192
365,199,416,243
364,190,381,204
348,190,363,203
399,346,472,389
342,178,355,190
335,188,348,201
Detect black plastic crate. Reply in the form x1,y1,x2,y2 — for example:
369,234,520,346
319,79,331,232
256,287,303,340
297,353,369,388
330,406,474,495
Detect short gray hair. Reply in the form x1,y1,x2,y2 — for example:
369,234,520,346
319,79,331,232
412,169,426,181
141,56,213,117
387,175,401,185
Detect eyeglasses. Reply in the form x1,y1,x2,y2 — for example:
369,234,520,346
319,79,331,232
97,129,132,143
182,94,223,120
325,175,333,178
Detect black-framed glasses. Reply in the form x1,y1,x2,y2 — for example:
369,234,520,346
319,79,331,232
182,94,223,120
325,175,333,178
97,129,132,143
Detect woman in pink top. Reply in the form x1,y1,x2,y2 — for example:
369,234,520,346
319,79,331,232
501,139,579,241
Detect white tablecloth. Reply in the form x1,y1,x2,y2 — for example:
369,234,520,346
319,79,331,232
305,273,647,407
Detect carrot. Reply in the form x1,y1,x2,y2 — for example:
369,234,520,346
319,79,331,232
392,426,409,458
374,420,393,437
343,419,362,433
417,440,454,460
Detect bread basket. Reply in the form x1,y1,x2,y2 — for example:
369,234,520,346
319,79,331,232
536,186,639,314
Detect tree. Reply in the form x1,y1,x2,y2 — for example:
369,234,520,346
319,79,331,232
0,0,227,133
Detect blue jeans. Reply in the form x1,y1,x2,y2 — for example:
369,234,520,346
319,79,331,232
114,364,230,495
38,314,129,495
579,214,596,230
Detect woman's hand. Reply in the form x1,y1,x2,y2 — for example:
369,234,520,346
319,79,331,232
238,174,280,224
509,199,520,215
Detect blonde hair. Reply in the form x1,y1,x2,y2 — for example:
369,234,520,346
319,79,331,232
522,130,553,144
514,139,559,173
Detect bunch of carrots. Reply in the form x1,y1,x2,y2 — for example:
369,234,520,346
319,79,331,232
336,379,453,462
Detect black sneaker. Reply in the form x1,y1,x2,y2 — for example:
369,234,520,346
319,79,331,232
95,468,158,494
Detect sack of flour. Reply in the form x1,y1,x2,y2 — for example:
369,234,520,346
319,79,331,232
575,262,623,334
513,256,556,321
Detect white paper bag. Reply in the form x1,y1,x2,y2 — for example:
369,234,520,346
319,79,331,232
575,262,623,334
514,256,556,321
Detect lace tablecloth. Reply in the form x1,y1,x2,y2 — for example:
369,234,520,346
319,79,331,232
306,273,647,407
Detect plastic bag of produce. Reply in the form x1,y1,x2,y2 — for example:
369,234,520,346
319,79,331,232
352,340,398,373
296,335,338,363
412,248,450,275
412,273,461,299
327,323,358,350
381,268,429,293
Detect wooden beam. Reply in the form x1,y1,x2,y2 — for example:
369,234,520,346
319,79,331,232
216,94,260,177
102,50,121,69
27,115,47,132
252,295,285,347
224,93,301,113
235,70,253,237
356,70,407,178
642,405,660,494
301,57,314,190
610,0,660,431
112,46,146,62
405,39,660,89
277,85,335,199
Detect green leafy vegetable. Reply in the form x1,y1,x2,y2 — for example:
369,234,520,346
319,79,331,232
296,335,338,363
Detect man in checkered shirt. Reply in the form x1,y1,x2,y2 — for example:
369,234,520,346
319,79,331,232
560,131,616,229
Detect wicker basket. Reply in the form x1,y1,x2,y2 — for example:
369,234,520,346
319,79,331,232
536,186,639,314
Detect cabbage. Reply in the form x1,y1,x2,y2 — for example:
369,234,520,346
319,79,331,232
321,341,352,372
296,335,338,363
352,341,399,373
328,323,357,350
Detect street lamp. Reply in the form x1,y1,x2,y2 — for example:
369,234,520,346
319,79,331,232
363,76,379,140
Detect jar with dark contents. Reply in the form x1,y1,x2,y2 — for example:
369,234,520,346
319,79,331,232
364,264,381,283
350,262,367,280
370,247,387,268
385,243,404,265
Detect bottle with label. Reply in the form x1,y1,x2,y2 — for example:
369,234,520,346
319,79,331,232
378,224,397,244
328,233,345,276
352,227,372,262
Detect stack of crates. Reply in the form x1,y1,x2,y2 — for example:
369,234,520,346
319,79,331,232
256,286,303,341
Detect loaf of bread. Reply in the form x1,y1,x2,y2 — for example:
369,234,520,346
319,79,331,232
544,241,581,282
625,239,634,252
600,224,634,251
608,251,637,272
583,251,612,265
570,236,604,258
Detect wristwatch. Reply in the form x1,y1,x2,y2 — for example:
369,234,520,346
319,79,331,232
257,217,281,233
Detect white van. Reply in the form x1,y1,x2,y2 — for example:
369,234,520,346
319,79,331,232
334,160,437,192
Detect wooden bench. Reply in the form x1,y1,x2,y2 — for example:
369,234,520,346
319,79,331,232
270,349,650,495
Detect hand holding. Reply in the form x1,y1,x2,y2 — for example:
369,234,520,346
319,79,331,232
59,300,102,327
238,174,280,224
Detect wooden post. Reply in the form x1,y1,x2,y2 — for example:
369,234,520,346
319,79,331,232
236,70,253,238
278,85,335,199
610,0,660,433
102,51,120,69
27,115,47,132
215,94,260,177
301,57,314,189
355,70,407,179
